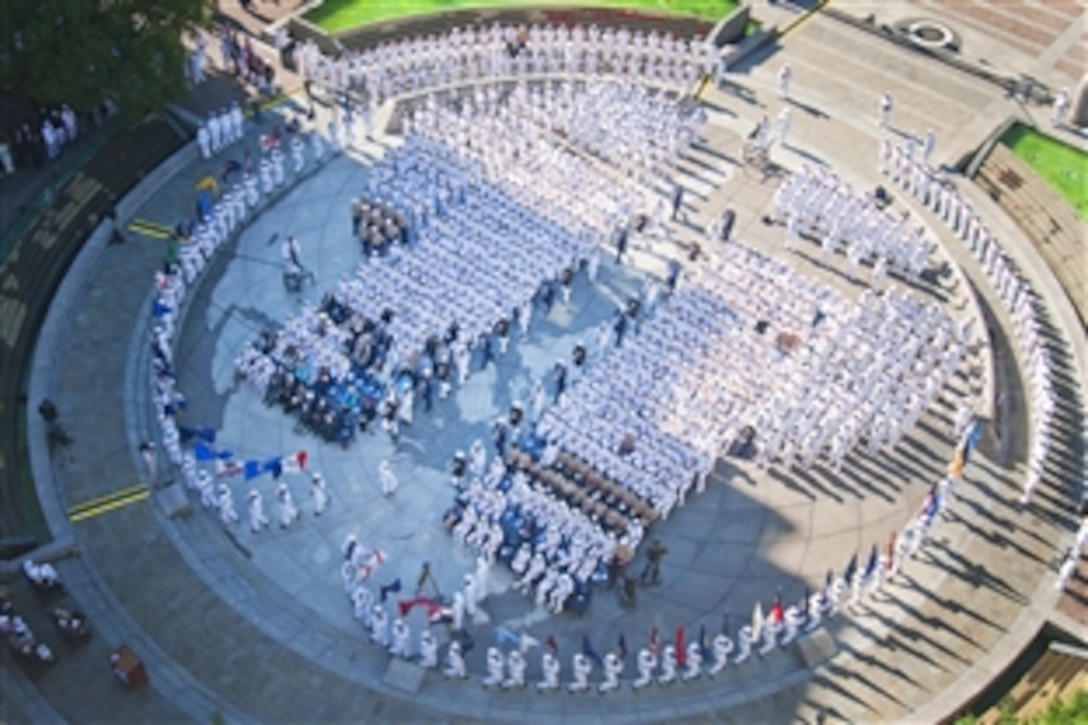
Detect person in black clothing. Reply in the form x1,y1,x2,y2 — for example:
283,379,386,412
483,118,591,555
615,225,629,263
613,312,628,348
553,361,567,403
572,341,587,373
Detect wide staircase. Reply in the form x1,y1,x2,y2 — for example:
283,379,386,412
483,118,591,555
975,142,1086,328
0,113,186,551
978,642,1088,723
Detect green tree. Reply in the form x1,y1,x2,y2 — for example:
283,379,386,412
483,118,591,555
0,0,213,117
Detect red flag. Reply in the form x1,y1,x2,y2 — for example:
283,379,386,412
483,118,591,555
297,449,308,469
675,627,686,666
545,634,559,655
397,596,443,619
770,593,784,625
649,627,661,656
884,530,896,571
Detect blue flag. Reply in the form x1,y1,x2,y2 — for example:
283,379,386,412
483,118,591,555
152,300,173,318
617,634,627,661
380,578,402,603
698,624,710,660
243,460,263,481
862,544,879,581
842,552,858,585
581,634,603,668
262,457,283,480
461,630,475,655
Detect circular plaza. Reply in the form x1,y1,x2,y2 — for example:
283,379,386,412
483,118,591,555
5,1,1086,723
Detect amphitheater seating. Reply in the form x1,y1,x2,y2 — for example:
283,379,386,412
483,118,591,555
978,645,1088,724
0,113,185,541
975,144,1085,326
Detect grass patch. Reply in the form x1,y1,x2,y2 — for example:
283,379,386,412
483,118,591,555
305,0,740,32
1001,123,1088,221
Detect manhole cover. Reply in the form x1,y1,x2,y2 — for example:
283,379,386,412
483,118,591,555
896,18,961,52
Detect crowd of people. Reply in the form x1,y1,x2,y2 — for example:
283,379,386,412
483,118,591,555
294,23,717,105
0,99,118,177
443,229,963,609
877,138,1060,513
773,166,936,286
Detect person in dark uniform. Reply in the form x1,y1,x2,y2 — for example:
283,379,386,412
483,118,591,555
436,358,452,398
553,361,568,403
666,259,682,292
670,184,684,221
560,266,574,305
719,208,736,242
419,373,434,413
613,311,629,348
494,316,511,354
615,225,629,263
492,419,508,456
640,539,668,585
572,341,587,373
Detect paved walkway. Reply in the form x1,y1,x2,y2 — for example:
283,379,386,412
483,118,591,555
6,6,1086,724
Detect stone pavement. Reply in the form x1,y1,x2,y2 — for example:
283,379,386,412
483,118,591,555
7,6,1087,725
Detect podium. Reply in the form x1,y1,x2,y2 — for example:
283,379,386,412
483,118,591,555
111,645,148,689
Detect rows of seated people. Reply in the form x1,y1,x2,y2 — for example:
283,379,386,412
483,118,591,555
444,442,643,614
409,94,643,240
353,195,410,257
236,300,388,445
330,135,603,371
238,127,616,443
295,22,718,104
501,79,704,184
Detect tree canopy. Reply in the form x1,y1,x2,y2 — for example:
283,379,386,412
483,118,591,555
1,0,213,116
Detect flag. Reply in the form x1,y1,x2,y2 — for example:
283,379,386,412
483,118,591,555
194,442,232,461
397,596,443,619
823,570,833,600
921,483,939,522
799,587,810,626
179,425,216,444
751,601,764,643
152,300,173,318
282,450,309,473
243,459,262,481
770,591,784,625
545,634,559,656
379,578,402,603
698,624,710,661
617,634,628,661
461,630,475,654
842,552,858,586
862,544,879,581
675,627,686,666
519,632,539,654
965,419,983,463
262,457,283,479
495,626,520,646
582,635,603,668
947,446,965,480
885,530,897,570
649,626,661,656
